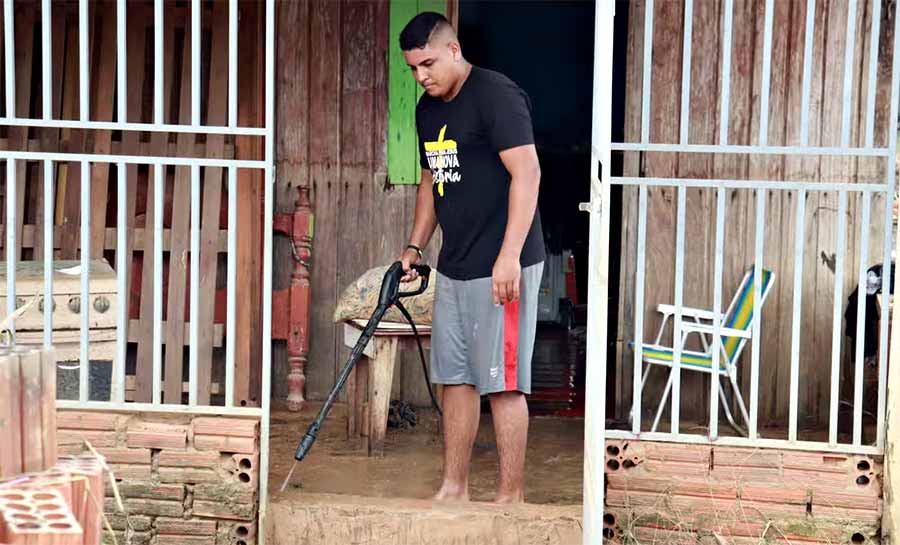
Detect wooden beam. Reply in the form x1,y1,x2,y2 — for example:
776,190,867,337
10,6,36,258
0,225,230,252
0,137,238,157
87,7,118,256
163,10,199,405
233,0,264,408
306,0,341,402
134,14,176,402
196,0,230,405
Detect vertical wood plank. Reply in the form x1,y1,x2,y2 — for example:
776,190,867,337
119,5,149,396
34,10,67,260
59,7,90,259
815,0,851,432
717,0,754,421
234,0,264,406
135,17,176,402
336,0,376,404
306,0,342,401
88,6,118,258
196,1,230,405
678,0,719,420
641,0,683,428
749,0,790,428
275,0,310,207
163,14,198,404
9,5,35,259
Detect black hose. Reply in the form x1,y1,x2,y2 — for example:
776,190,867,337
395,300,442,417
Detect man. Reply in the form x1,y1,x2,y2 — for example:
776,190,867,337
397,12,544,504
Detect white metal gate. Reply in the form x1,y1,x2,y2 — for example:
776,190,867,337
0,0,276,538
587,0,900,543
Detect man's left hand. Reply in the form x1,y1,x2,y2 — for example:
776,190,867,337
492,254,521,306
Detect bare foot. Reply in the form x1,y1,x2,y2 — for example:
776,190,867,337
432,482,469,502
493,490,524,504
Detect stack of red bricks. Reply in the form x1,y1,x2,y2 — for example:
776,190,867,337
0,347,58,479
0,454,105,545
58,412,260,545
604,440,882,544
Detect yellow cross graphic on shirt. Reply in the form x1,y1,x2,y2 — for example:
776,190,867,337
424,125,457,197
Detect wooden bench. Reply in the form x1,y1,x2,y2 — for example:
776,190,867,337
343,319,432,457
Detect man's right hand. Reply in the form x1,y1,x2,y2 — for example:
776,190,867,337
400,248,420,282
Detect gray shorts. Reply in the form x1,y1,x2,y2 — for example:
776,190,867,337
430,262,544,395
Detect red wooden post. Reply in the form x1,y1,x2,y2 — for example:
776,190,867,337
287,187,313,411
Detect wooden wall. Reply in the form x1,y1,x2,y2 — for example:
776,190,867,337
615,0,897,432
275,0,443,405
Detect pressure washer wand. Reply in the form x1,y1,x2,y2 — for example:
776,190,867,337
280,261,430,492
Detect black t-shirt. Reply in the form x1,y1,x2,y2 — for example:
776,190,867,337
416,66,545,281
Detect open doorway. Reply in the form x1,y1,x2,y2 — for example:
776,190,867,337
458,1,629,420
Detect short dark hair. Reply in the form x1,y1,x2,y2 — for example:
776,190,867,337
399,12,451,51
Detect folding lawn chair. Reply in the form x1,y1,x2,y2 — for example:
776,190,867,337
632,266,775,436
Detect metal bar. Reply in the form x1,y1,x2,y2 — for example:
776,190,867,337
226,166,237,406
43,160,53,347
259,0,275,540
609,142,890,156
750,189,765,439
605,429,883,456
115,162,127,404
191,0,200,125
79,161,90,403
877,0,900,450
117,0,126,123
640,0,653,143
55,399,265,417
0,150,266,169
79,0,89,120
5,160,14,332
829,191,848,446
719,0,734,145
679,0,693,145
0,118,268,134
864,0,881,148
853,192,871,446
612,176,890,192
789,190,806,442
759,0,775,145
4,0,14,117
841,0,859,147
154,0,163,124
42,0,51,119
800,0,816,145
189,165,200,406
583,0,614,541
152,165,163,404
672,186,687,434
228,0,237,128
710,187,726,440
632,185,647,434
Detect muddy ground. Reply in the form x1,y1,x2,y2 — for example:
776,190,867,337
268,401,584,505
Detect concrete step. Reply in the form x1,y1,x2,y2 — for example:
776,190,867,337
265,493,582,545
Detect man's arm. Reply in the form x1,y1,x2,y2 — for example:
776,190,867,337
493,144,541,305
400,169,438,280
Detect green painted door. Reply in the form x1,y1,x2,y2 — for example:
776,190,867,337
388,0,446,185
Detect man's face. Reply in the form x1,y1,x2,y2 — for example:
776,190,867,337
403,40,460,98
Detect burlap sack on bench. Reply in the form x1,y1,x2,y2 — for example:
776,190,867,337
332,265,435,325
